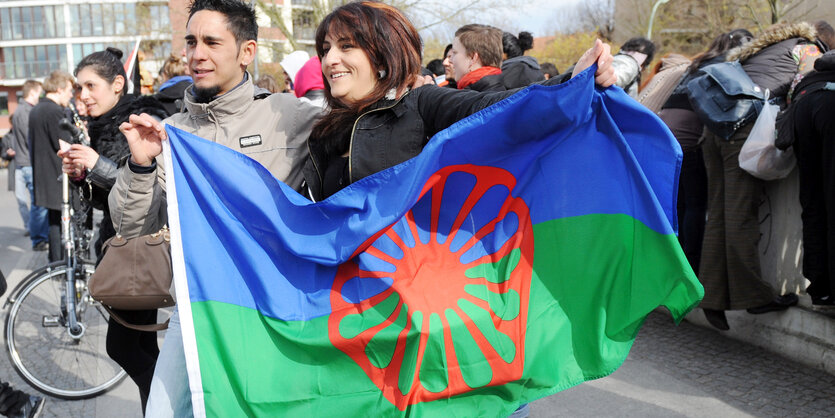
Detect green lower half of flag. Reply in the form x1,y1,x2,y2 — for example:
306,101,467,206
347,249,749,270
191,214,703,416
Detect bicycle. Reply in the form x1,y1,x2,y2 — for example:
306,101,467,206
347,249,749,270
3,116,127,399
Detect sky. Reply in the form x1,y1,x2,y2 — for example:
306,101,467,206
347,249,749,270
416,0,584,41
508,0,583,35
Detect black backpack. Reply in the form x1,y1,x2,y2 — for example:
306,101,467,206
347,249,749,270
775,80,835,150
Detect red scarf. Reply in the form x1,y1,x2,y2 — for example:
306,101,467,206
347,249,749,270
457,66,502,89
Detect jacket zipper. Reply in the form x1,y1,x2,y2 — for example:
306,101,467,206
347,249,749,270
307,137,324,198
347,92,410,182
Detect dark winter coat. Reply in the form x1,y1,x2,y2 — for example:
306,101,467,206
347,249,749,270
726,22,819,102
501,56,545,90
84,94,167,245
10,100,35,167
304,77,565,201
153,77,192,116
29,97,72,210
465,74,506,92
776,51,835,150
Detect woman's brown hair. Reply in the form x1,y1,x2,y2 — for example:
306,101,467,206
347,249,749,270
312,1,423,155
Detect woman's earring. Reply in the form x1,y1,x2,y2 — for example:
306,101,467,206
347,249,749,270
378,69,387,79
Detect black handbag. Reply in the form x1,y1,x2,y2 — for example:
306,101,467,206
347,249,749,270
686,60,766,140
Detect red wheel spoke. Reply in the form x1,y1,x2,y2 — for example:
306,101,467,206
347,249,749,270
356,301,404,343
440,313,468,391
365,246,400,265
446,181,492,247
385,228,409,251
408,313,431,394
429,179,445,243
457,198,516,256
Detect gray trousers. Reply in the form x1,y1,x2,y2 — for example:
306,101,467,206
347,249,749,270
698,126,774,310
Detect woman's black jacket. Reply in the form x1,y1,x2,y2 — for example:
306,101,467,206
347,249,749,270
304,74,568,201
81,95,167,248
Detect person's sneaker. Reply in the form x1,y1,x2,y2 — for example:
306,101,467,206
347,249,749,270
746,293,799,314
11,395,45,418
32,242,47,252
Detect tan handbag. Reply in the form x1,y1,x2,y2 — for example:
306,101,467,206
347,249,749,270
88,227,175,331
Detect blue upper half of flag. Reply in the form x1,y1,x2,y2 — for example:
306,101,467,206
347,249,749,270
166,67,682,321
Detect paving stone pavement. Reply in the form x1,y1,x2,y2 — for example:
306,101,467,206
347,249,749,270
533,311,835,417
0,168,142,417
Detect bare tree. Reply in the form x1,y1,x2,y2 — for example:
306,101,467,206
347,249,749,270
577,0,616,41
258,0,522,52
744,0,811,29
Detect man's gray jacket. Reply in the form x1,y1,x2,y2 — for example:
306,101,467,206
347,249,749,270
108,73,322,237
11,100,35,167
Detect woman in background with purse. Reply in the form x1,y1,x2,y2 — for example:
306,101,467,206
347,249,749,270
657,29,751,330
58,47,168,413
696,23,826,330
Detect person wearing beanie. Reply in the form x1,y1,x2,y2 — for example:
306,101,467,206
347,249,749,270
280,50,310,93
294,56,326,108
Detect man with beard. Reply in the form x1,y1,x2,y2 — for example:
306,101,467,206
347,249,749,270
110,0,322,415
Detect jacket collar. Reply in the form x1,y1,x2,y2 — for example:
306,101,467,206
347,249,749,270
182,72,254,119
458,66,502,89
727,22,817,62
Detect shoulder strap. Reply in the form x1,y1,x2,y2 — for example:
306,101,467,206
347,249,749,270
103,305,169,332
792,81,835,104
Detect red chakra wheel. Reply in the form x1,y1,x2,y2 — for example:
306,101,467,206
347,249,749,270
329,164,534,410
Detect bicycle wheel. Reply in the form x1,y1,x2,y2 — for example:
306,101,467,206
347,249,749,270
5,262,127,399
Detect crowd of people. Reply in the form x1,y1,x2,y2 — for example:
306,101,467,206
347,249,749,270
0,0,833,415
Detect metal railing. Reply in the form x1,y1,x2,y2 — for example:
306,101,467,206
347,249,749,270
1,22,63,40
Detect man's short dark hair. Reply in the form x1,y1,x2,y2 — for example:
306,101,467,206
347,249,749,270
443,43,453,57
426,59,444,77
620,36,656,67
188,0,258,45
815,20,835,52
540,62,558,78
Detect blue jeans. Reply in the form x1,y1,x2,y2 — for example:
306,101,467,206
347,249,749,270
16,167,47,246
509,403,530,418
13,166,28,230
145,309,193,417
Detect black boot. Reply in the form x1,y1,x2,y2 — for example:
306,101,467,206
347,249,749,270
703,309,729,330
746,293,799,314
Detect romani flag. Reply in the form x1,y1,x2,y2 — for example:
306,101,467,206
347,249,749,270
163,67,703,417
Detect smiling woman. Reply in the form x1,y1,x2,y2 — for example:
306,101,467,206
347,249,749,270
302,1,615,202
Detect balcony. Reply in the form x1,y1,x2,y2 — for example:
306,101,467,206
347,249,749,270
1,21,62,41
2,59,65,80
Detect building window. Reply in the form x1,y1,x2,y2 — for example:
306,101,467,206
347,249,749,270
3,45,66,79
0,6,63,41
292,10,316,41
0,92,9,116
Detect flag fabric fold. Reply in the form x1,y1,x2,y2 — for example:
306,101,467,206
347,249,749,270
164,67,703,417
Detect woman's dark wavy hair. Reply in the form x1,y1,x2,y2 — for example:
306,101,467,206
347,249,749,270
688,29,753,73
74,47,127,96
312,1,422,155
502,31,533,58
